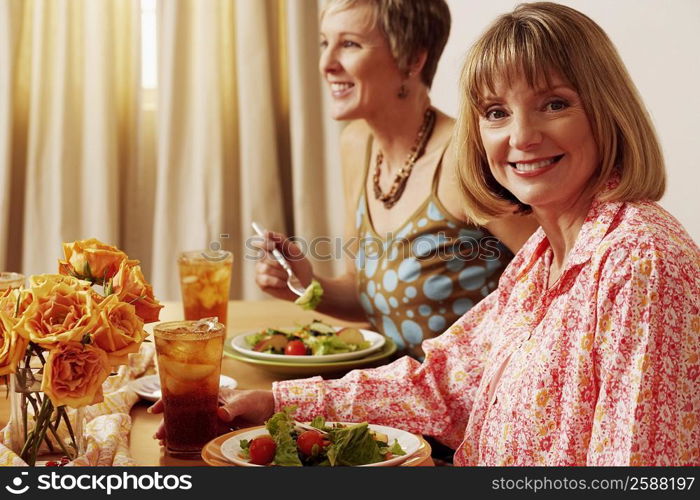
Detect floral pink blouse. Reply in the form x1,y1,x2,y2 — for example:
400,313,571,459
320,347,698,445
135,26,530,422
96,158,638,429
273,198,700,465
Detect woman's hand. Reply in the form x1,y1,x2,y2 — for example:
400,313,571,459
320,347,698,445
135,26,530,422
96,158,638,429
150,388,275,443
253,230,314,301
253,229,366,321
215,389,275,427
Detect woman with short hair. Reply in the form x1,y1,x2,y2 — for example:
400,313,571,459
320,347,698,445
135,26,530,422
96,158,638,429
254,0,536,360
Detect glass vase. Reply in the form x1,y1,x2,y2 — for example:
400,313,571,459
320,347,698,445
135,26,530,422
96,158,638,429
7,357,85,466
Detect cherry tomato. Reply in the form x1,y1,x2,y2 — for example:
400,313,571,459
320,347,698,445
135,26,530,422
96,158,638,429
285,340,307,356
249,435,276,465
296,430,328,456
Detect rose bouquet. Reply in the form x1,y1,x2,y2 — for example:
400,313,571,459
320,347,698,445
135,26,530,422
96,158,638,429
0,239,162,465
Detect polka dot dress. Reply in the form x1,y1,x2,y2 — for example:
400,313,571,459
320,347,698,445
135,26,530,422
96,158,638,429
354,146,512,359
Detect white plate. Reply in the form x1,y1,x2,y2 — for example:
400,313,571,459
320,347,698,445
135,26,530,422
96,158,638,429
220,422,421,467
129,374,237,402
230,327,385,364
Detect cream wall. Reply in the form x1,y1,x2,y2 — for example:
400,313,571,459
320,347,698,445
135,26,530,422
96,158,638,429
431,0,700,243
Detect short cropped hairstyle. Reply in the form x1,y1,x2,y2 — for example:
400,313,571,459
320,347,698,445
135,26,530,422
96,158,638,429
322,0,451,87
456,2,666,221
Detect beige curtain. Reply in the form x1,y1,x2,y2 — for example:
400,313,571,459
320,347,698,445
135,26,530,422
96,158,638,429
1,0,343,301
0,0,141,276
152,0,345,301
287,0,345,276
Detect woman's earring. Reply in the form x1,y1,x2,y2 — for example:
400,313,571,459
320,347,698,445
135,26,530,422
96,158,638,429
398,70,414,99
397,82,408,99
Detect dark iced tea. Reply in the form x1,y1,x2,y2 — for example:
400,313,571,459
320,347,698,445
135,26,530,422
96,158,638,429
154,319,225,458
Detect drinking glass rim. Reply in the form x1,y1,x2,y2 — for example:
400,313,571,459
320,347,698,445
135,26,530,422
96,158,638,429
0,272,25,281
178,250,233,263
153,319,226,341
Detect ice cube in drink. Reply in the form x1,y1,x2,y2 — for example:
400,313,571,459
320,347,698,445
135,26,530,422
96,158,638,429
154,319,226,458
178,250,232,326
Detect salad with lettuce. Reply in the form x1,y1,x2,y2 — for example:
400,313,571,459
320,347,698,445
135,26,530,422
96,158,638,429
244,320,370,356
294,279,323,310
239,407,406,466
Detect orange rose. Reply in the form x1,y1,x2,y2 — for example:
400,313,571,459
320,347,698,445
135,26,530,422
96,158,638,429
58,238,128,281
112,261,163,323
0,298,28,376
90,295,145,366
30,273,92,290
14,275,98,348
41,341,110,408
29,274,102,304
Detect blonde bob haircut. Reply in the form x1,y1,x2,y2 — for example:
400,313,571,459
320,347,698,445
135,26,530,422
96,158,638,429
456,2,666,222
321,0,451,87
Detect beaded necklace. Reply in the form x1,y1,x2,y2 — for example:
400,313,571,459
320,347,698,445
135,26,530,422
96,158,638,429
372,108,436,209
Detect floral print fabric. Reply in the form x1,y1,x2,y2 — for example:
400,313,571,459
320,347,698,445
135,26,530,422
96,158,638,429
274,198,700,465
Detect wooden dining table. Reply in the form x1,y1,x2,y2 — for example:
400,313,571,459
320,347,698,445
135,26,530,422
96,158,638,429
1,300,433,466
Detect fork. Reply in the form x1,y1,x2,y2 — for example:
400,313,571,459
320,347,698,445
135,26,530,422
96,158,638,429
251,222,306,296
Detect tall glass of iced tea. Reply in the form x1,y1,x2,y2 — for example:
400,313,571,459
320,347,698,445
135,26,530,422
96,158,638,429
154,319,226,458
178,250,233,326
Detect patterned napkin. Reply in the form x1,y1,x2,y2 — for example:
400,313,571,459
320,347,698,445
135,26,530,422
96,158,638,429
0,343,156,466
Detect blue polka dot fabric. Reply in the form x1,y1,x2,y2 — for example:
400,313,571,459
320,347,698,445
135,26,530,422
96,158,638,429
355,194,512,360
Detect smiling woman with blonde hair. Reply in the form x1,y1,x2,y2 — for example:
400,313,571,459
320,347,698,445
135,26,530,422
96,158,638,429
456,1,665,220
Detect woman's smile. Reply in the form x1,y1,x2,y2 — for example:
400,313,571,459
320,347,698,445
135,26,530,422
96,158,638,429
328,81,355,98
508,154,565,176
